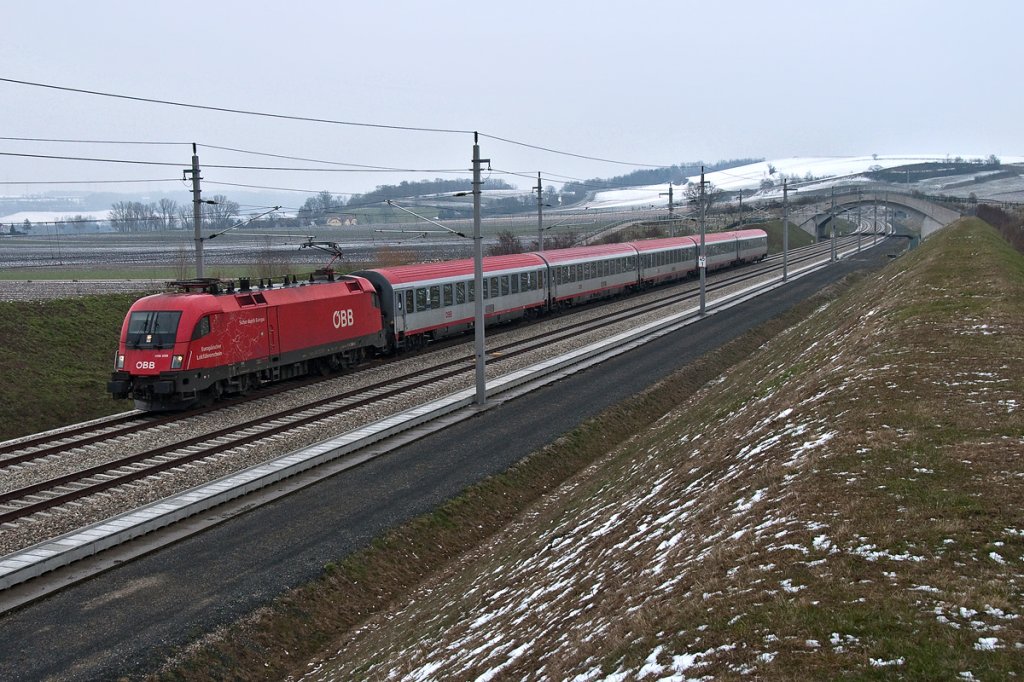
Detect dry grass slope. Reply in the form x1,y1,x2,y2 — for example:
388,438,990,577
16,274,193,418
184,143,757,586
294,218,1023,680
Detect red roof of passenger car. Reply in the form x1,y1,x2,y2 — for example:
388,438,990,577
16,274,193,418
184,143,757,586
630,236,699,252
533,243,637,265
361,253,547,285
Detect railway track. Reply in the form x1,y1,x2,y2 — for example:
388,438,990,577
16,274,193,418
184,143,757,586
0,236,864,546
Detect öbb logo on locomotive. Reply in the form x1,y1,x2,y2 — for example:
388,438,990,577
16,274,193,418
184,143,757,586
107,230,769,410
332,309,355,329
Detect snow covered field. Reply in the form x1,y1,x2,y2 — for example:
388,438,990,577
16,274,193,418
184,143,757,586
582,155,1024,210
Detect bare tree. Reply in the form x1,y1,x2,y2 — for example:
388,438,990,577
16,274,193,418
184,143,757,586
684,180,723,215
204,195,240,229
488,230,523,256
157,198,179,230
177,205,193,232
173,243,193,279
109,201,158,232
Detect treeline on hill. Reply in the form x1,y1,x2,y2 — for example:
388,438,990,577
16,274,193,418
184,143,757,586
976,204,1024,253
297,178,529,222
865,157,1004,184
559,158,762,203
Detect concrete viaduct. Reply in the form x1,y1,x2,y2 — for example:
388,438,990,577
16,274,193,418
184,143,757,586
793,189,961,241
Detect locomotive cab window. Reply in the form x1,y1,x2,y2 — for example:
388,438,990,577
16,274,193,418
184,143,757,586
191,315,211,340
127,310,182,349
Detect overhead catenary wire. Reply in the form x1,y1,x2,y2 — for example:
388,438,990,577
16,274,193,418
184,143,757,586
0,150,469,174
0,77,473,136
0,135,596,190
0,135,188,146
0,76,681,170
0,178,181,185
477,132,666,168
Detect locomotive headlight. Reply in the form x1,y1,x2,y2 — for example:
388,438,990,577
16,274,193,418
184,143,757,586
116,353,125,369
170,355,183,369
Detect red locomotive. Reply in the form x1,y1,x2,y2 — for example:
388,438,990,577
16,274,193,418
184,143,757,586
107,275,385,410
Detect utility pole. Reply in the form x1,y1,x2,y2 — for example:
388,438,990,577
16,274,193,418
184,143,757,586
659,183,675,236
535,172,544,251
738,191,743,229
184,143,204,278
782,179,790,281
699,166,707,314
830,187,837,263
472,133,489,405
857,190,862,253
884,191,889,236
873,197,878,246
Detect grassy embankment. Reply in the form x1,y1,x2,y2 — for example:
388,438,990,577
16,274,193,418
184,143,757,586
762,219,816,252
157,217,1023,680
0,294,139,440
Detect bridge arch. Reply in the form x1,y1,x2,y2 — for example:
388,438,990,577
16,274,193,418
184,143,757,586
796,190,960,240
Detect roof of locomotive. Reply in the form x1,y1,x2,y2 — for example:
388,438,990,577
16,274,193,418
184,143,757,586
126,275,376,314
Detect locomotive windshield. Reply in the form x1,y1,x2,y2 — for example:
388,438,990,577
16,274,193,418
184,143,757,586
126,311,182,349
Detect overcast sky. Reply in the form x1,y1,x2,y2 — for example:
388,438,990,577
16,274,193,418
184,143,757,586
1,0,1021,204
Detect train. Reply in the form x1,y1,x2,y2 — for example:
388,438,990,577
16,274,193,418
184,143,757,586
108,229,767,410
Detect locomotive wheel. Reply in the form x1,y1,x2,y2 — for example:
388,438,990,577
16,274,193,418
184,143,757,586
200,381,224,406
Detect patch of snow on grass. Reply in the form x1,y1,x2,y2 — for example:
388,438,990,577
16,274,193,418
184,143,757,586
812,534,834,552
781,579,807,593
734,488,767,512
974,637,1000,651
